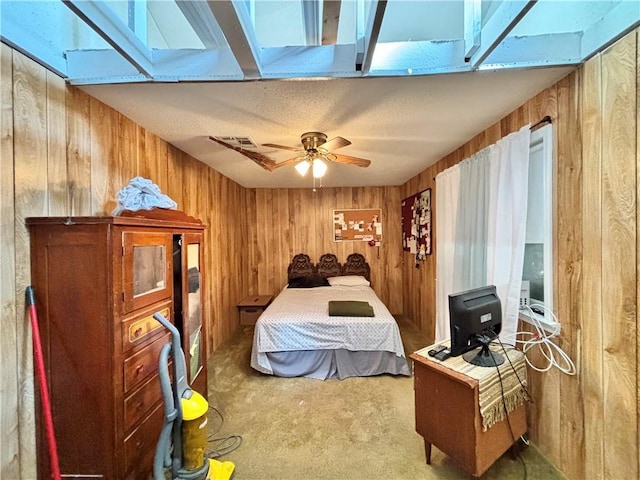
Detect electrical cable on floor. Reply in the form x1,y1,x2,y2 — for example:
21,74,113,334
492,354,528,480
489,305,573,479
206,406,243,459
207,405,225,436
494,337,534,450
502,304,577,375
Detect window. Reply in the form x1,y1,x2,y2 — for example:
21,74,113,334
520,124,554,330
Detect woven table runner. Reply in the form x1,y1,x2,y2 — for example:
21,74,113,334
414,342,528,431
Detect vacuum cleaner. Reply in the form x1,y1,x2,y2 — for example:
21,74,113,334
153,312,235,480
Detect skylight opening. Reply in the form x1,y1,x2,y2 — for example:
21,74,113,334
1,0,638,83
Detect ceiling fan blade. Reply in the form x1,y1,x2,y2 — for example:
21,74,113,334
262,143,300,152
272,156,305,170
323,136,351,152
331,153,371,168
209,136,276,172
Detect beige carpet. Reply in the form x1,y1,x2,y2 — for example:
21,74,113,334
206,316,565,480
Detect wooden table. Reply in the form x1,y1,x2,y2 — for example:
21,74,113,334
237,294,273,325
410,351,527,477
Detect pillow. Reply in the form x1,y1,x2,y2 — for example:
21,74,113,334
327,275,370,287
287,275,330,288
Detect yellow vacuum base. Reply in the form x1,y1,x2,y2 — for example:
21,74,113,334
206,459,235,480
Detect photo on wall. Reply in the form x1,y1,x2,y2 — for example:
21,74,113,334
401,188,431,256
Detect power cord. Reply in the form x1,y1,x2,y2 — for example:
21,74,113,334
504,304,577,375
494,338,533,402
206,405,243,459
490,351,528,480
495,337,533,448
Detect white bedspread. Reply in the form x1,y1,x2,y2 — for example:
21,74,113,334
251,285,407,374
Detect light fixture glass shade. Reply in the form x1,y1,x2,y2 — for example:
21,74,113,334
295,160,310,176
312,159,327,178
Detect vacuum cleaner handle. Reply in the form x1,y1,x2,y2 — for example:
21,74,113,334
153,313,190,399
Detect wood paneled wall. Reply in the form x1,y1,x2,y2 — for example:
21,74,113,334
400,29,639,480
3,27,639,480
0,45,250,478
245,187,404,313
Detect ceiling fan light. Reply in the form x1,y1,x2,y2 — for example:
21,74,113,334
312,159,327,178
295,160,310,176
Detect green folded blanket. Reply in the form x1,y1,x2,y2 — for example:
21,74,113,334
328,300,374,317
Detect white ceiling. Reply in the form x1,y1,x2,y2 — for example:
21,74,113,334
3,0,637,188
81,66,573,188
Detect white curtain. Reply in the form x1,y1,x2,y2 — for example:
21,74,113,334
435,125,531,344
435,165,460,342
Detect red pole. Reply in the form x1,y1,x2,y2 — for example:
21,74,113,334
26,286,61,480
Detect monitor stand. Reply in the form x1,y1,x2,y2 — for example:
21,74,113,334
462,335,505,367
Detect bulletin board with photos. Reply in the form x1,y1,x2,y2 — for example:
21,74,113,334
333,209,382,244
402,188,431,255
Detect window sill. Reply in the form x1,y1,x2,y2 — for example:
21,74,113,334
519,310,557,333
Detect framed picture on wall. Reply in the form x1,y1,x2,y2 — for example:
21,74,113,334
401,188,431,255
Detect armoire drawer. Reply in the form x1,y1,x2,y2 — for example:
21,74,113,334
122,301,171,353
124,373,163,434
123,334,169,392
123,402,164,475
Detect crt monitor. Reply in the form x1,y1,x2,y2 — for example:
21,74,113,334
448,285,504,367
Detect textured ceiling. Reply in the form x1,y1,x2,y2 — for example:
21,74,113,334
81,65,573,188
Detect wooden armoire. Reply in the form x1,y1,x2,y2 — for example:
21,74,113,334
27,209,207,480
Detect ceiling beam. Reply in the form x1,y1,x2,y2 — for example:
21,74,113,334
152,48,244,81
129,0,147,43
67,48,246,84
359,0,387,76
322,0,341,46
478,32,582,70
368,40,470,76
302,0,321,46
207,0,262,79
66,49,146,84
0,2,68,78
468,0,536,69
463,0,481,61
62,0,153,78
581,0,640,62
175,0,228,49
261,44,356,78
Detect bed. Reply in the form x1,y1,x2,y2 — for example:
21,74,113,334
250,253,411,380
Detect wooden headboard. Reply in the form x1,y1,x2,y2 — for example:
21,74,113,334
342,253,371,281
316,253,342,278
287,254,315,281
286,253,371,282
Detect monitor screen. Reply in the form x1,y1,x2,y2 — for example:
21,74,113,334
448,285,502,359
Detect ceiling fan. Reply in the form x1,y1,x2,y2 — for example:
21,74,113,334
209,132,371,177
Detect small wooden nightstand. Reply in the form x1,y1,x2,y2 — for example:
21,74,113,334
409,351,527,477
237,295,273,325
